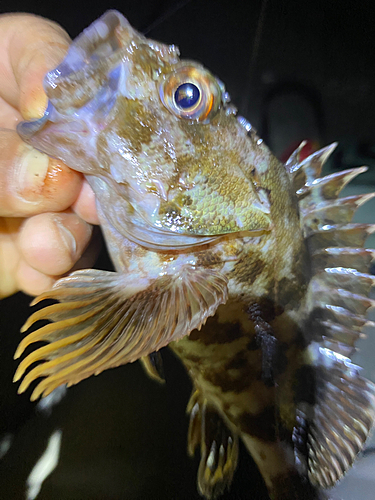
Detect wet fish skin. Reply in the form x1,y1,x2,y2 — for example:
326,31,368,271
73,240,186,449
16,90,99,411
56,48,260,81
15,11,375,500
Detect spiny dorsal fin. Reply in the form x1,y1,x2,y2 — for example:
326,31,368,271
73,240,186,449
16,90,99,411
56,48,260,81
316,267,375,295
311,247,375,274
297,166,368,201
306,223,375,253
285,140,307,174
301,193,375,234
304,268,375,347
291,145,375,488
288,142,337,191
14,267,227,401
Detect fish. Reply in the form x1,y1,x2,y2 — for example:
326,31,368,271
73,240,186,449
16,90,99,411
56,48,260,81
14,10,375,500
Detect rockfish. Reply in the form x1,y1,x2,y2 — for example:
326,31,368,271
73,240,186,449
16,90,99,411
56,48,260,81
14,11,375,500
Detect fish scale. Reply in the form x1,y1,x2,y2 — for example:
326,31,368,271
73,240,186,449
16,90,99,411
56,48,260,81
13,10,375,500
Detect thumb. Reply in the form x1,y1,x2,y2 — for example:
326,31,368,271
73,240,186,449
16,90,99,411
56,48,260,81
0,130,82,217
2,13,71,119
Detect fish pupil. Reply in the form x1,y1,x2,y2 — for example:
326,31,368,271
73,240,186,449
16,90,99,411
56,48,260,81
174,83,200,109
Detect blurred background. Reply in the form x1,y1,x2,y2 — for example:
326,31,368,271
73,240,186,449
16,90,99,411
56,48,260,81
0,1,375,499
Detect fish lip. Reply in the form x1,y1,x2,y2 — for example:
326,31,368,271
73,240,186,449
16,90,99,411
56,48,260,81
16,102,52,142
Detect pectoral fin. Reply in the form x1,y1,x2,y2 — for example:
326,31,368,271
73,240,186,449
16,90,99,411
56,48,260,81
14,267,227,401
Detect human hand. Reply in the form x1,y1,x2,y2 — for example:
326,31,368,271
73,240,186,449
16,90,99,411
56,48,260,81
0,13,100,298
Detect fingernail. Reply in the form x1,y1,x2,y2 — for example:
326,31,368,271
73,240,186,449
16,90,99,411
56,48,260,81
21,47,68,120
54,217,77,258
22,90,48,121
16,146,49,200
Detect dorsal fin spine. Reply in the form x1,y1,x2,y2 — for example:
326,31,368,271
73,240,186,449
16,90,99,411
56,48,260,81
287,143,375,488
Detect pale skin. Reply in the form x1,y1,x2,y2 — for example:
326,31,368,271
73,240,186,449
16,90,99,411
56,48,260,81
0,13,100,298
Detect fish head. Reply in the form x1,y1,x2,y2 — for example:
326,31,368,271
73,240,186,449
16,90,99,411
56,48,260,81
18,10,275,248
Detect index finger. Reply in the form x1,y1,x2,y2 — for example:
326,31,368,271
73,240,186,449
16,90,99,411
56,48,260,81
0,13,70,119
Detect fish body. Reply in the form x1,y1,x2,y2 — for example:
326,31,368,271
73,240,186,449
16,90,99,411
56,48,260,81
15,11,375,500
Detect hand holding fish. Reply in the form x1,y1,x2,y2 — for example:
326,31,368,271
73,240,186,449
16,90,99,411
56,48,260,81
0,14,99,298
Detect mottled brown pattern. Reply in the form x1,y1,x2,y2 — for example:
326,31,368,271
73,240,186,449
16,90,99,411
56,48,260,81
114,97,158,152
235,406,278,442
231,253,266,285
188,318,245,345
195,250,224,268
276,246,310,309
224,353,249,371
203,354,258,393
129,44,174,78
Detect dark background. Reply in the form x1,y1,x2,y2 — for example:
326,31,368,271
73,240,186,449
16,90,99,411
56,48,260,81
0,1,375,499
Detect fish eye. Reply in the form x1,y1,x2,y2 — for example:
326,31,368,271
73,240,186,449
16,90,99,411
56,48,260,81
159,64,222,122
174,83,200,110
